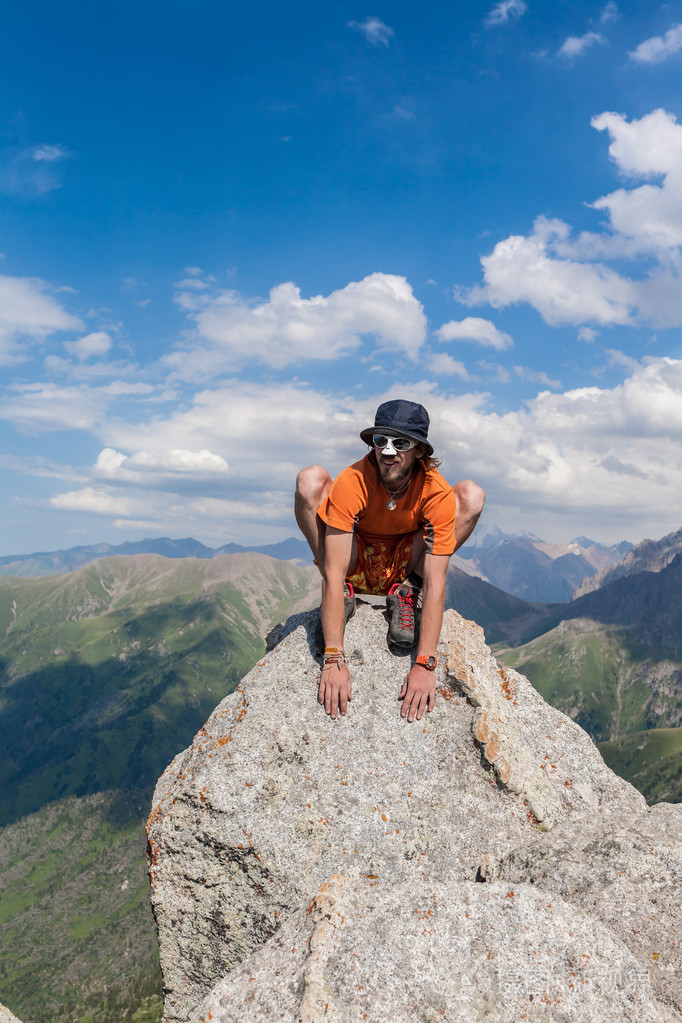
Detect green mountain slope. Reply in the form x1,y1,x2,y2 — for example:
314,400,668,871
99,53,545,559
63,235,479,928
599,728,682,804
495,621,657,742
494,553,682,746
0,553,319,826
0,553,320,1023
0,792,161,1023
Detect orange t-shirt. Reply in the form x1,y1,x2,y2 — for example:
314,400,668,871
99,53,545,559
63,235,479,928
318,455,456,556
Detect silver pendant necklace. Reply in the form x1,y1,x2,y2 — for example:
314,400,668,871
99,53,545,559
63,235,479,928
383,478,410,511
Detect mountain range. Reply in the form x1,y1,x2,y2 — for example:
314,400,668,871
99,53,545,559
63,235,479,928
455,529,632,602
0,536,314,579
0,527,631,604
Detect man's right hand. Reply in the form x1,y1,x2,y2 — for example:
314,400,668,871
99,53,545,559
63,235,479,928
319,661,352,719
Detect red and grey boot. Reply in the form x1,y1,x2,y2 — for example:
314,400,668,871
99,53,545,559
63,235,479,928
386,581,420,648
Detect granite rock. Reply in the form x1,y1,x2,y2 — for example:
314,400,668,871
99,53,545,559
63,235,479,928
189,874,667,1023
147,602,679,1023
0,1004,23,1023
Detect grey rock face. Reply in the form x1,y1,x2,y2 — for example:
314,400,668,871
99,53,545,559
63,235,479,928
0,1003,23,1023
189,874,665,1023
147,603,681,1023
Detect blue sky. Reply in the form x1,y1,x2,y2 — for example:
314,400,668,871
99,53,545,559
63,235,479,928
2,0,682,554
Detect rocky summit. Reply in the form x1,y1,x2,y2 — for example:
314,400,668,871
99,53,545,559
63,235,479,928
147,601,682,1023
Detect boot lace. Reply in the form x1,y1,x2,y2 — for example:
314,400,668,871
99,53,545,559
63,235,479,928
397,586,416,627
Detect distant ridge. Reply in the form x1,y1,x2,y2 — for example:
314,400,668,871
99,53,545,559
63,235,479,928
573,526,682,598
0,536,314,578
0,528,632,601
456,532,631,603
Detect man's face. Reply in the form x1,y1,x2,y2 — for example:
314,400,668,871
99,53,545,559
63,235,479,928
374,436,425,487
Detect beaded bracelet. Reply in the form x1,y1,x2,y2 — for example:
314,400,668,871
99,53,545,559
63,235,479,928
322,647,345,667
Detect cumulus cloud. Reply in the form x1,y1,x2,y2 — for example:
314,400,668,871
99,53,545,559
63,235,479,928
485,0,527,27
461,109,682,328
428,353,469,378
347,16,394,46
168,273,428,377
629,24,682,65
63,331,112,360
50,486,138,516
0,274,83,364
557,32,606,58
27,358,682,543
435,317,513,351
462,220,636,326
416,357,682,539
94,446,229,481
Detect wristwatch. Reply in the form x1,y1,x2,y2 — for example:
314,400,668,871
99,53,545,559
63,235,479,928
415,654,438,670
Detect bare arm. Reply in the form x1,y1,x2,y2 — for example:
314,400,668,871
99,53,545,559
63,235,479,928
319,527,353,718
399,552,450,721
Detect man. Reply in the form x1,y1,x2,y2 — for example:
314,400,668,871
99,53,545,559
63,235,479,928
295,399,485,723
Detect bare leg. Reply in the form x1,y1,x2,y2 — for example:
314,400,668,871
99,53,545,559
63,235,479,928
294,465,332,572
453,479,485,551
406,530,426,579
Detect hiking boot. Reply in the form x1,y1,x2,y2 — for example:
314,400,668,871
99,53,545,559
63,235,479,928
314,581,356,654
386,581,420,648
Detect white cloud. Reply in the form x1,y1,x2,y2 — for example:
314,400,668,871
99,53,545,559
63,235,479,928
0,274,83,364
168,273,428,376
578,327,599,343
50,486,138,516
557,32,606,58
28,359,682,543
113,518,162,530
0,144,72,195
428,353,469,378
347,17,394,46
436,316,513,351
174,278,210,290
514,365,561,389
462,221,636,326
477,360,511,384
94,446,229,480
485,0,527,27
64,331,112,360
605,348,640,373
32,144,68,163
99,381,155,396
600,2,618,25
461,109,682,328
629,23,682,65
0,383,103,432
414,357,682,538
391,106,416,122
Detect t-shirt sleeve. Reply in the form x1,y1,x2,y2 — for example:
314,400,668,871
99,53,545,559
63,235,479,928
318,467,367,533
420,482,456,556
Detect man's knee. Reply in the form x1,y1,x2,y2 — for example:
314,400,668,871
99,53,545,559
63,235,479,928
296,465,332,506
454,479,486,518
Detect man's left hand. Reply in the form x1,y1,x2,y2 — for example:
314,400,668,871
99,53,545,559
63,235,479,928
399,663,435,722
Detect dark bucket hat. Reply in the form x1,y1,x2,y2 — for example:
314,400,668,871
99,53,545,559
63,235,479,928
360,399,433,456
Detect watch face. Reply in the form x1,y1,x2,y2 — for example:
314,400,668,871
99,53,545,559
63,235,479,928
427,656,436,669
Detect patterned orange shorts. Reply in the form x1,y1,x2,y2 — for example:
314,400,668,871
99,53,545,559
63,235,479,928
345,532,414,595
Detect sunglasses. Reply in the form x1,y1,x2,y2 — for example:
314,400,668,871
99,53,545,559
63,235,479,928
373,434,418,451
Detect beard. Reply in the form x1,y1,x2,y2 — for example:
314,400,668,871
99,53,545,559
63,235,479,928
378,458,414,489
